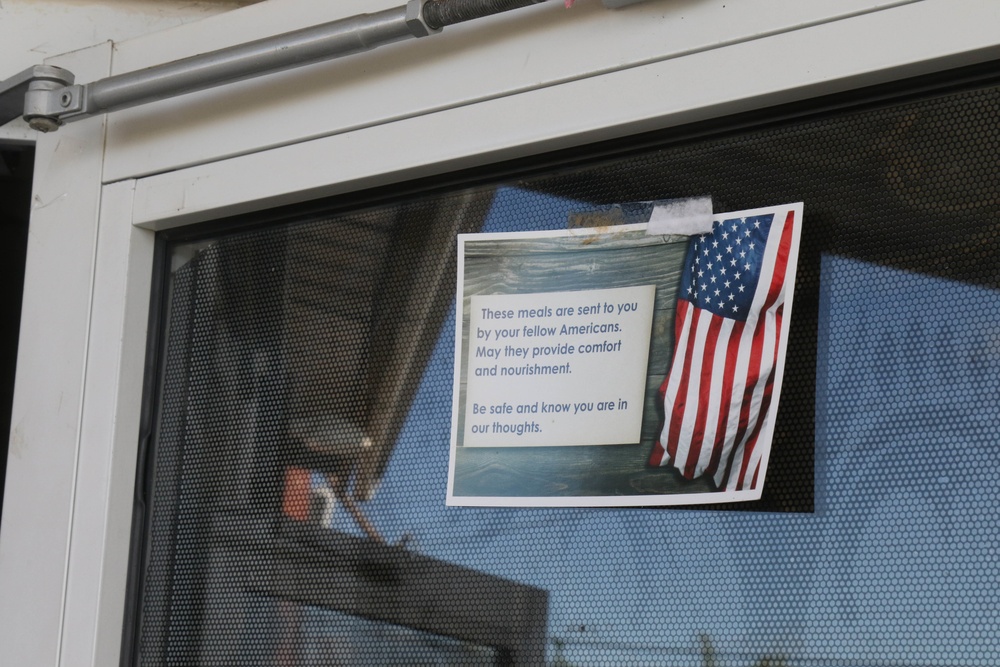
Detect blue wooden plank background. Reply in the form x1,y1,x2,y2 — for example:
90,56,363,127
453,229,716,498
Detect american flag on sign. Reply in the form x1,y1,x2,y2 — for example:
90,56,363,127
649,204,802,492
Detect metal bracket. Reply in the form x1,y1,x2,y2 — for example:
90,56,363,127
0,65,76,132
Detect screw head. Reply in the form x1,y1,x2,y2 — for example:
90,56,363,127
60,92,72,108
28,117,60,133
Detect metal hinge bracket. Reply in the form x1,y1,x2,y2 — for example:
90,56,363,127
0,65,77,133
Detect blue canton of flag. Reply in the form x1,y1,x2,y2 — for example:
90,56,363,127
679,214,774,321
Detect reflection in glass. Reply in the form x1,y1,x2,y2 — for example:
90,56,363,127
134,79,1000,666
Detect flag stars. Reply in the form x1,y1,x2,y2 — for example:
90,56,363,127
684,213,776,317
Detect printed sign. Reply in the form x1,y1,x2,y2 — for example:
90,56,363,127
463,286,655,447
448,203,803,507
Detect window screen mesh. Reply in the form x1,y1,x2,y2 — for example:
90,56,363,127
132,77,1000,666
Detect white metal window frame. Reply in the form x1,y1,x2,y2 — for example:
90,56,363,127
1,1,998,665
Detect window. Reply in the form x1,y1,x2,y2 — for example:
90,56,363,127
127,65,1000,666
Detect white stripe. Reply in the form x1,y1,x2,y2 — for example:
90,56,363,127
749,212,787,314
658,303,694,458
744,438,766,490
723,303,779,490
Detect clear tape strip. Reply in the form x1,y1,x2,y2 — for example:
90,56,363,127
646,196,714,235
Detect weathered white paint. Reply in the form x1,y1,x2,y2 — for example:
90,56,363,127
60,180,154,667
0,0,248,80
0,117,33,144
102,0,923,181
0,0,252,142
0,41,113,667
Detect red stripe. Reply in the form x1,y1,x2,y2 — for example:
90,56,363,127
763,210,795,309
683,313,724,478
721,311,767,485
706,319,743,477
649,440,667,467
666,304,702,464
736,308,783,489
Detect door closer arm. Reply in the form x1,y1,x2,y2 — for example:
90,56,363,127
0,0,556,133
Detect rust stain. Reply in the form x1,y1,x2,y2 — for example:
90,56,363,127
578,223,629,245
568,209,626,229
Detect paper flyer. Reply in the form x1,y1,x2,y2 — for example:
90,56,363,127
447,203,803,507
